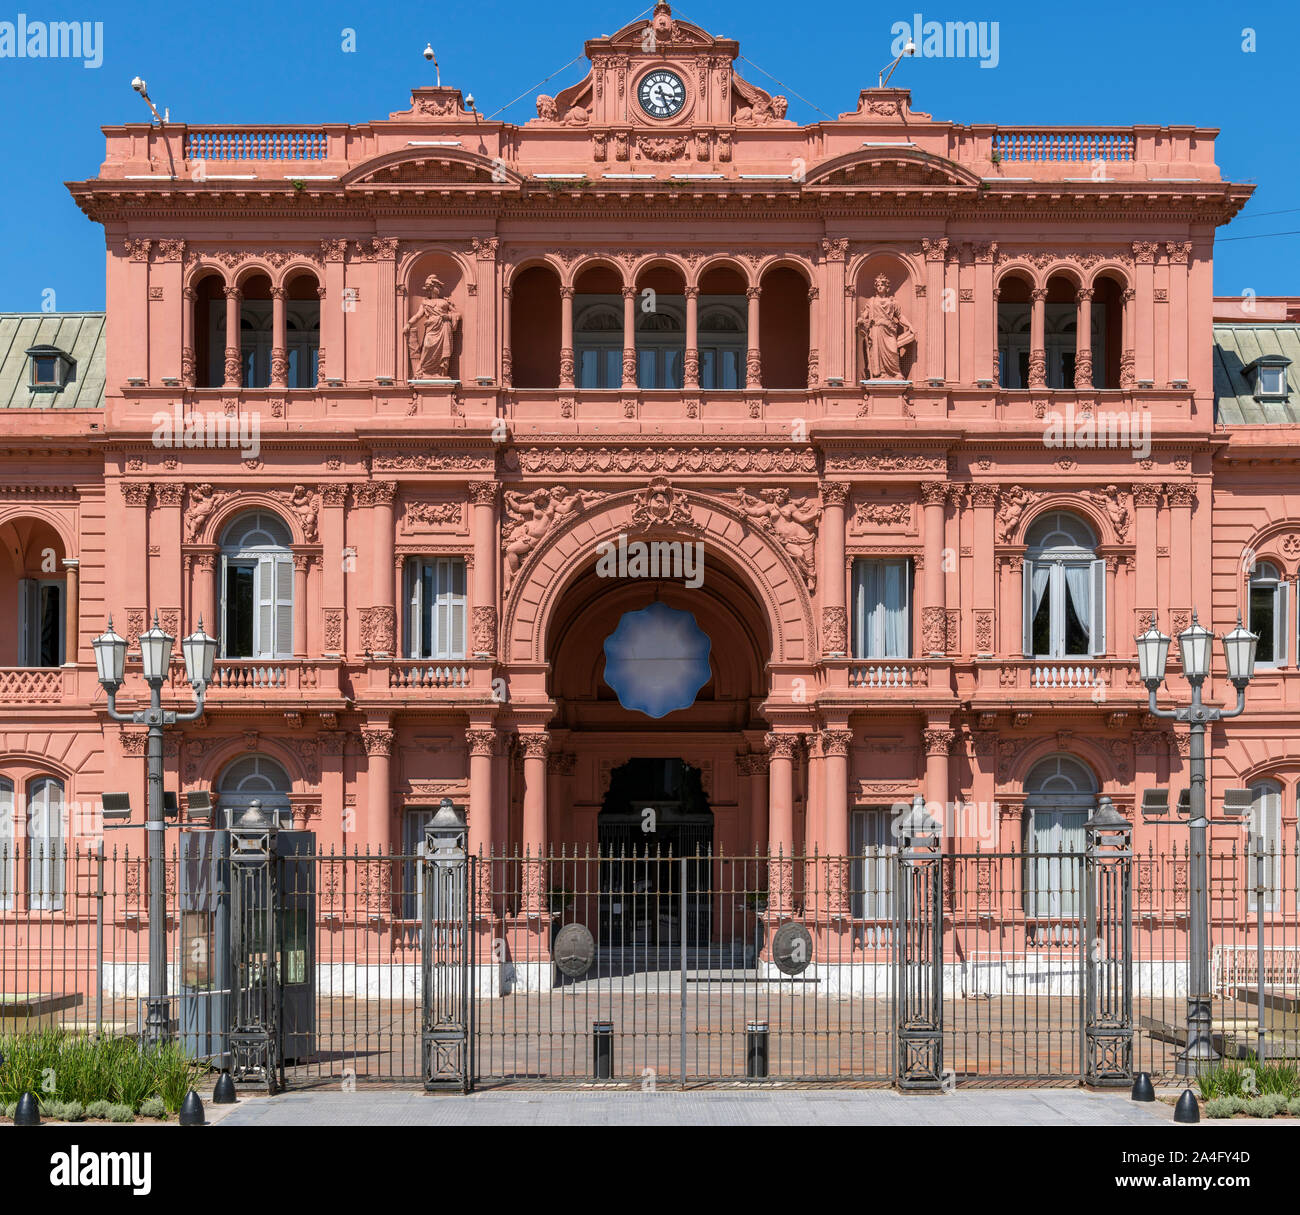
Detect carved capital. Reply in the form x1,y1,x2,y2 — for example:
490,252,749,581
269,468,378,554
361,728,394,757
820,730,853,758
467,481,500,508
764,732,799,760
923,727,956,757
466,729,497,758
519,733,551,760
821,481,850,508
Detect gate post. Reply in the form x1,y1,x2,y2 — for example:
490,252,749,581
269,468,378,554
1084,795,1134,1087
227,800,282,1094
895,795,944,1090
422,798,471,1092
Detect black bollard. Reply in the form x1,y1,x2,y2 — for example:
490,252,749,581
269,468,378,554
1174,1089,1200,1124
1131,1072,1155,1102
178,1089,206,1126
746,1021,770,1079
592,1020,613,1080
212,1072,238,1104
13,1092,40,1126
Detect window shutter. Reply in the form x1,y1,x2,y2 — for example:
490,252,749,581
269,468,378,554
1277,581,1289,667
17,578,37,665
219,556,230,657
449,560,466,657
1090,557,1107,656
255,558,275,659
274,556,294,658
899,560,912,659
405,561,421,659
1021,558,1035,657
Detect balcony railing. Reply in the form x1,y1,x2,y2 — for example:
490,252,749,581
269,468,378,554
849,662,928,689
0,667,73,703
974,658,1143,697
388,663,471,690
165,660,339,697
184,128,330,161
992,128,1135,163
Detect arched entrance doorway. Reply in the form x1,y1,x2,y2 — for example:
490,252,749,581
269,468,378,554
597,758,712,946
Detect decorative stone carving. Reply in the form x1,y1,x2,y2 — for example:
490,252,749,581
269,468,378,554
502,486,606,588
974,610,995,652
512,444,818,475
183,483,230,542
996,486,1036,545
630,477,697,532
856,274,915,379
822,606,848,654
1084,485,1131,541
361,728,394,757
922,607,947,654
764,732,799,760
323,610,343,653
923,728,956,757
733,488,822,591
850,501,911,531
404,275,461,378
399,500,463,532
273,485,320,543
359,607,396,655
471,606,497,655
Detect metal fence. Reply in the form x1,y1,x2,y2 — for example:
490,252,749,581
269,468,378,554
1,836,1296,1089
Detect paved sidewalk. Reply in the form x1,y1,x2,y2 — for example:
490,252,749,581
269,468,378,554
213,1087,1179,1126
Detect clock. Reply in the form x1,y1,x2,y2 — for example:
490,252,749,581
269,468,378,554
638,69,686,119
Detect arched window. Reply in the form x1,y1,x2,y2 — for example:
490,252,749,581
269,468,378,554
217,755,292,826
1248,780,1283,911
574,302,624,389
0,777,12,910
220,511,294,660
27,775,64,910
1023,756,1095,918
698,304,746,389
1023,512,1104,659
1248,562,1288,668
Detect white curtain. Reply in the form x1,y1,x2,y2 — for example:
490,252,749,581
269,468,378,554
1031,564,1050,619
1063,564,1093,648
851,810,895,919
0,779,12,910
1027,808,1087,918
853,560,909,659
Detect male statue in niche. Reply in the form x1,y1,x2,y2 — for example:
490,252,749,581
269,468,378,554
856,273,916,380
404,274,461,379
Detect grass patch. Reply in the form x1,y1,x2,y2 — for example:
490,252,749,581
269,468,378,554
0,1028,206,1116
1196,1054,1299,1101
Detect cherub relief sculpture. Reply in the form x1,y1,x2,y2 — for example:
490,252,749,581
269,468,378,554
276,484,319,543
1084,485,1131,542
856,274,916,380
184,482,227,543
734,487,822,591
997,486,1035,544
503,486,605,587
404,275,461,379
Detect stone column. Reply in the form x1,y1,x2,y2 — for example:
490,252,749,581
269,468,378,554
747,753,769,854
971,485,997,656
500,286,513,388
1028,287,1047,389
820,238,848,382
1121,287,1137,389
973,241,996,383
223,287,242,388
361,723,394,851
62,558,79,665
466,728,496,910
375,239,398,382
559,286,575,389
1133,484,1161,629
1166,242,1191,386
1074,288,1094,389
921,481,948,656
292,553,309,659
923,723,954,823
520,732,550,913
923,238,947,382
193,552,217,635
621,287,637,388
270,286,288,388
821,482,849,656
469,481,499,657
1133,243,1156,385
745,285,762,389
1167,483,1195,623
368,482,397,657
684,286,700,388
766,732,798,912
806,285,820,387
181,286,196,388
821,729,852,916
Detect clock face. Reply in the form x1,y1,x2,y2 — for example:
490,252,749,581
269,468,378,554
638,70,686,119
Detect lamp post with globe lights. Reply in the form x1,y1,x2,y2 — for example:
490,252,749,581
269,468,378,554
1136,610,1258,1074
92,613,217,1046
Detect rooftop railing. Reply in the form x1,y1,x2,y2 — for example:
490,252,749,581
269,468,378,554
184,128,330,162
992,128,1135,163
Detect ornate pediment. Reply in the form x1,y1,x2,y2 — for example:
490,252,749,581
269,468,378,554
342,149,522,190
805,149,979,191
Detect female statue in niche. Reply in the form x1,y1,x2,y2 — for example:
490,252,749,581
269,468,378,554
856,273,916,380
404,274,461,379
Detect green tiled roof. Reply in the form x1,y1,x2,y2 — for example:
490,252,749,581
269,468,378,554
1213,322,1300,425
0,312,106,409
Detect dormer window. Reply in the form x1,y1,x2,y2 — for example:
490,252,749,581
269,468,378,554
1245,355,1290,402
26,345,74,392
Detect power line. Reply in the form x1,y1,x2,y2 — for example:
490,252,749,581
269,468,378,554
1217,230,1300,243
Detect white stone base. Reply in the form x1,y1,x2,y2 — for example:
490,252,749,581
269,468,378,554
503,961,555,994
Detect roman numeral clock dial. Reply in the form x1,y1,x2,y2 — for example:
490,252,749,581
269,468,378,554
638,69,686,118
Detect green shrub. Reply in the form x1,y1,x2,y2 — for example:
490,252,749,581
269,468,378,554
1205,1096,1247,1118
139,1096,167,1119
44,1099,86,1122
1247,1093,1289,1118
1197,1060,1248,1099
86,1099,113,1120
1287,1097,1300,1117
1256,1059,1300,1099
107,1103,134,1123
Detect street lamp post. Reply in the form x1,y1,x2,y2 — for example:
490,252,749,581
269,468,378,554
1136,610,1258,1075
93,613,217,1046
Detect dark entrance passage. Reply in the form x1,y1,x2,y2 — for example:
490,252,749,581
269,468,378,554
597,759,713,947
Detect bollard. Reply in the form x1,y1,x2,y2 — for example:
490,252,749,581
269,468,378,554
746,1021,770,1079
212,1072,238,1104
592,1020,614,1080
13,1092,40,1126
179,1089,206,1126
1174,1089,1200,1124
1131,1072,1155,1102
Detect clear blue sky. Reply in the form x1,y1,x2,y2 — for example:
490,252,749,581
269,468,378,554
2,0,1295,311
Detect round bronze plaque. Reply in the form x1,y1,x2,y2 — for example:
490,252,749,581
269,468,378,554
553,922,596,977
771,922,813,976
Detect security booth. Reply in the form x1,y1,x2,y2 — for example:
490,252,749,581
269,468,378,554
178,828,231,1066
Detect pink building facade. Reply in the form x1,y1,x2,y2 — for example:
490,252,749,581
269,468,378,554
5,6,1297,933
